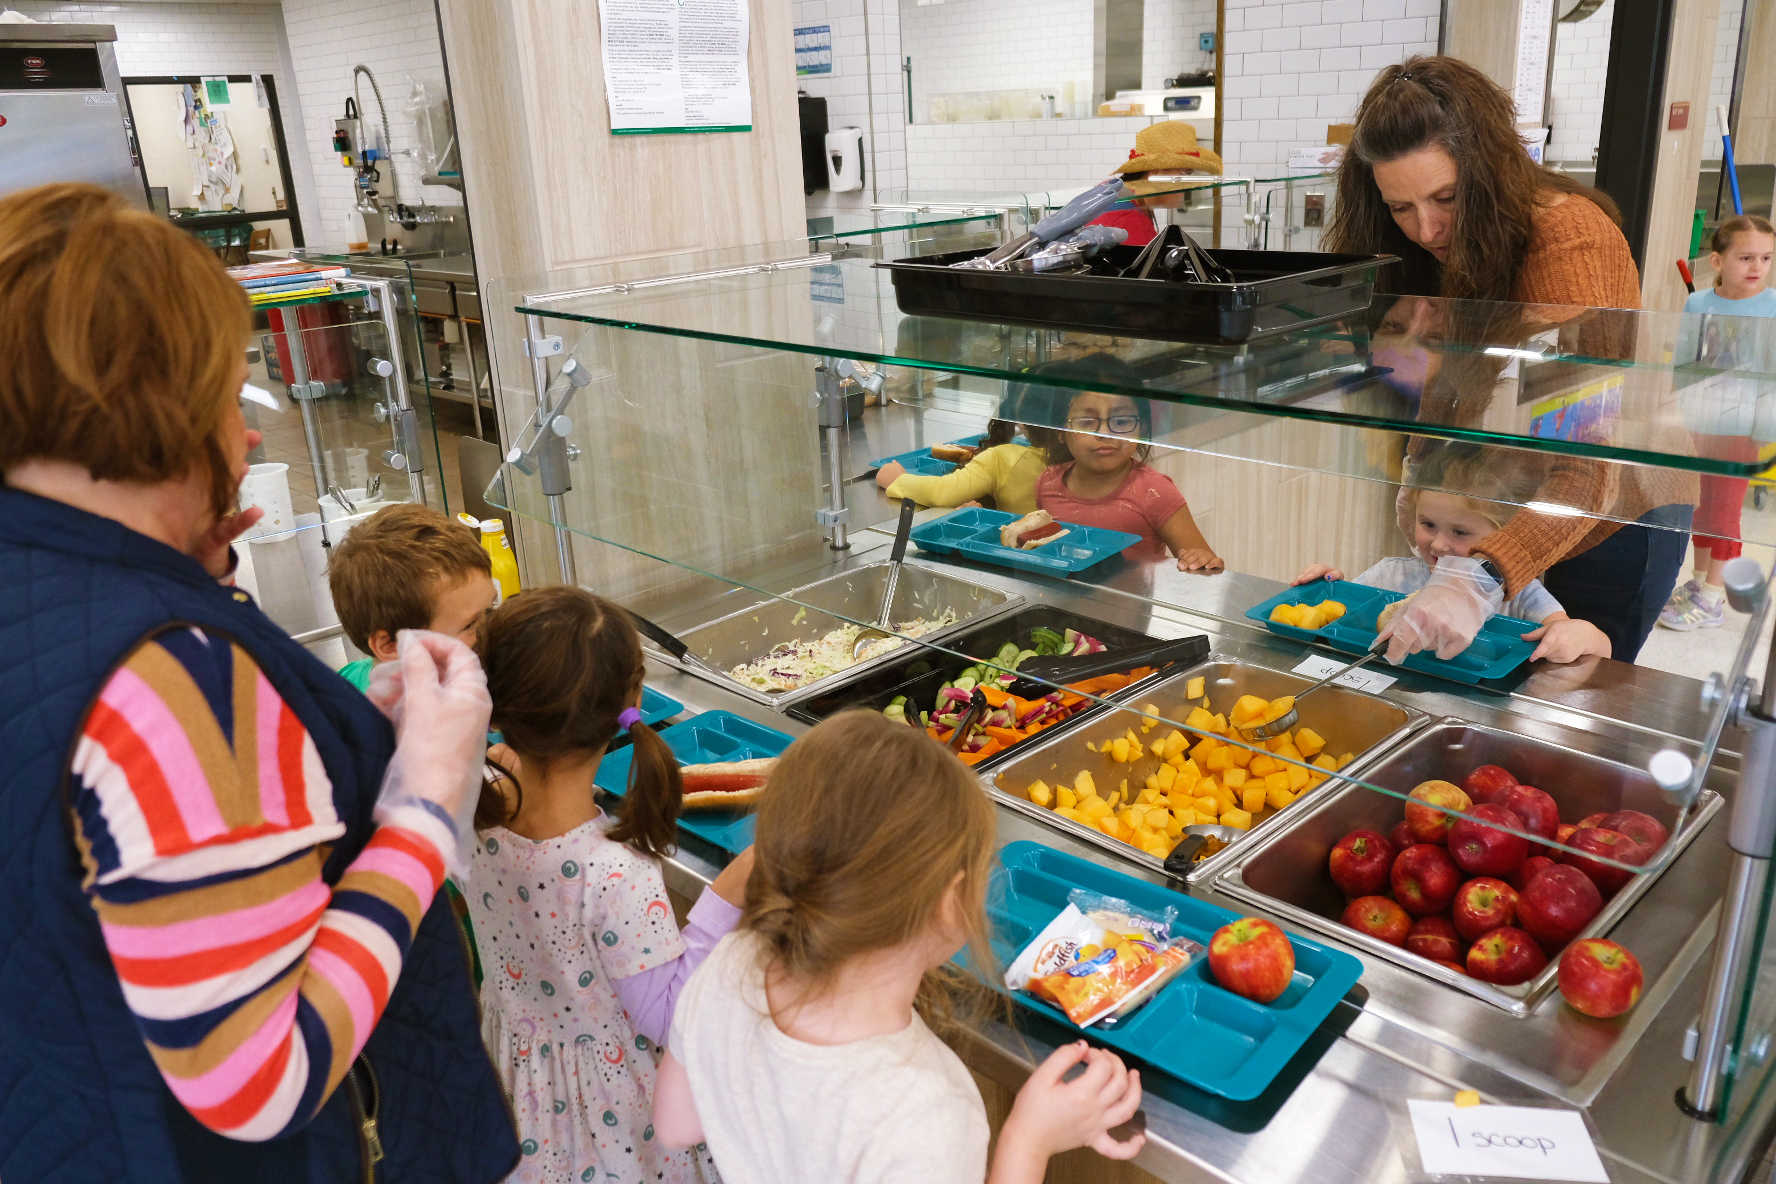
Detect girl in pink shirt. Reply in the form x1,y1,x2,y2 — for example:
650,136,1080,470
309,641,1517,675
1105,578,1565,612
1035,388,1223,571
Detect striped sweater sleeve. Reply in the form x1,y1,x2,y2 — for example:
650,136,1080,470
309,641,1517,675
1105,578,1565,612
69,627,451,1142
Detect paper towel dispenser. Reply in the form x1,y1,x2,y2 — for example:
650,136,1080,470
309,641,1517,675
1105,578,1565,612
826,127,864,193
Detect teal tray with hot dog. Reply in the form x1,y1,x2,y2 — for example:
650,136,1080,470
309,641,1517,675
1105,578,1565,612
911,507,1140,576
985,841,1362,1100
1244,580,1539,685
593,711,791,853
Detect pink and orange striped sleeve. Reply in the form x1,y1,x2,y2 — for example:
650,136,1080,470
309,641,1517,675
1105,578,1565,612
69,627,452,1141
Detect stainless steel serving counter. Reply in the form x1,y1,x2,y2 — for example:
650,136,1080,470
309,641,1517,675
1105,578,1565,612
618,520,1773,1184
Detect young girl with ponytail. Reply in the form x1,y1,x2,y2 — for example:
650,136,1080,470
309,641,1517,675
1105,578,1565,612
656,711,1145,1184
469,586,752,1184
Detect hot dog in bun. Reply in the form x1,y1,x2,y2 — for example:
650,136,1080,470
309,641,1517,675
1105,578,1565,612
679,757,776,810
999,509,1072,550
931,443,978,464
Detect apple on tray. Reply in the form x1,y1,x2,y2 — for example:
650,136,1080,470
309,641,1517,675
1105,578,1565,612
1467,926,1549,985
1577,812,1609,829
1509,855,1557,893
1599,809,1670,855
1495,784,1560,855
1342,896,1412,946
1209,917,1297,1003
1517,864,1604,955
1565,828,1649,897
1405,780,1472,845
1329,829,1396,898
1388,820,1416,853
1405,915,1464,962
1461,764,1519,804
1559,939,1644,1018
1448,803,1529,878
1452,877,1519,943
1554,822,1579,852
1392,843,1462,916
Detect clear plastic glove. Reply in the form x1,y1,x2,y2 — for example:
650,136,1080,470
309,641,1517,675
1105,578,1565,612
1376,555,1503,664
373,630,492,876
365,658,405,723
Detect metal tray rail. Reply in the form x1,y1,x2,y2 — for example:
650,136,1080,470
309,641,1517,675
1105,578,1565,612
1210,718,1725,1015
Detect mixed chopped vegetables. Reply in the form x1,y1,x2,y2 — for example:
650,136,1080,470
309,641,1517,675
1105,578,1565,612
882,627,1152,765
728,610,958,693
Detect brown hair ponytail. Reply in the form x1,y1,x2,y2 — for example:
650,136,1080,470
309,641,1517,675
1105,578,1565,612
474,586,683,856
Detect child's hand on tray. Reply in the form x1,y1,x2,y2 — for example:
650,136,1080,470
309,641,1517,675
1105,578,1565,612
1175,549,1224,574
1522,614,1612,664
875,460,907,489
1291,563,1345,585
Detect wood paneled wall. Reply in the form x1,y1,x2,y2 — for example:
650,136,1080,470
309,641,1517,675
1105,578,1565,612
436,0,819,597
1642,0,1723,312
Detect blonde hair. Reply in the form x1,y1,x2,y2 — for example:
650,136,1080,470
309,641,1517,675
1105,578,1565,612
1405,442,1549,530
1710,215,1776,288
742,712,999,1031
0,183,250,515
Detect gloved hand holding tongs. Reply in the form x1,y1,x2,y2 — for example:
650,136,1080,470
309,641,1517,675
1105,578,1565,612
953,178,1135,271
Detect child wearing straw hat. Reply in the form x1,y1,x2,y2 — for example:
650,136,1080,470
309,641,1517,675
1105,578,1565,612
1088,121,1224,247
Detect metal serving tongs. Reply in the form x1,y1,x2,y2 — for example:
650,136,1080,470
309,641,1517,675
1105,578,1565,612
625,609,731,683
1123,224,1236,285
1011,633,1210,691
946,687,991,753
852,499,919,660
1250,633,1389,740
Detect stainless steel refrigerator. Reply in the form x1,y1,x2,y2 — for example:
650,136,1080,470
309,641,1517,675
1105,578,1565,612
0,22,145,206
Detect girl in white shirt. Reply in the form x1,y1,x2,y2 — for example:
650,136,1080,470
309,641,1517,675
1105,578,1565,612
1294,443,1612,663
654,711,1145,1184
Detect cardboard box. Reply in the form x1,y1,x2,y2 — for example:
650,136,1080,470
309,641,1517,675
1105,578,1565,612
1099,100,1145,116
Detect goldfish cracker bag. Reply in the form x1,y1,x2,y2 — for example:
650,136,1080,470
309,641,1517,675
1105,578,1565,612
1003,890,1202,1027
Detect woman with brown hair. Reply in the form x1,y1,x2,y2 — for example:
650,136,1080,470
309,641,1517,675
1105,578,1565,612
0,183,519,1182
1326,56,1694,665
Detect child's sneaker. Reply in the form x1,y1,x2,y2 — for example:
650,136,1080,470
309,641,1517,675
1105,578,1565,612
1659,581,1725,631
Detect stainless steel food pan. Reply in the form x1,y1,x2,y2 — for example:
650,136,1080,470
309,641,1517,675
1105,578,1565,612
661,561,1023,709
1211,718,1723,1015
988,654,1429,883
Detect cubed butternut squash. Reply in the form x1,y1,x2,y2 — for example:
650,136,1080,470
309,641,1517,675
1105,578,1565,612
1221,807,1253,830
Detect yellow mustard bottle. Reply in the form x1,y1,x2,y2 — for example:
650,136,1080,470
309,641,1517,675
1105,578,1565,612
481,519,521,599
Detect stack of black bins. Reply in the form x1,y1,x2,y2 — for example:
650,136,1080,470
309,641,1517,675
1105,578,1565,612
787,607,1159,772
878,247,1396,345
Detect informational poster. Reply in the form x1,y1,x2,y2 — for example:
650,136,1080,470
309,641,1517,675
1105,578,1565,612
600,0,752,135
202,76,231,106
795,25,833,76
1513,0,1554,125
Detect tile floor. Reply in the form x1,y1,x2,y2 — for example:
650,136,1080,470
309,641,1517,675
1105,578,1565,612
1638,494,1776,688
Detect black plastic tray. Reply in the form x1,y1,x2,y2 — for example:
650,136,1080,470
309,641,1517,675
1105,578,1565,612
786,607,1158,771
879,246,1397,344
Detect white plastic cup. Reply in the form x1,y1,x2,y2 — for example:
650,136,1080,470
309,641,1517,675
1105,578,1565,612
343,447,370,490
239,462,292,539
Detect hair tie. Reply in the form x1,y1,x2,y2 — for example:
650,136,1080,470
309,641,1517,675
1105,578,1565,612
618,707,642,731
1395,70,1415,83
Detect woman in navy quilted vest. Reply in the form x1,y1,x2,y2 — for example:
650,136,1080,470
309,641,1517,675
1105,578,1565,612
0,183,520,1182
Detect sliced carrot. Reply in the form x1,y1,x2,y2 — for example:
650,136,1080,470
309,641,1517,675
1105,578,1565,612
979,686,1012,708
983,725,1025,744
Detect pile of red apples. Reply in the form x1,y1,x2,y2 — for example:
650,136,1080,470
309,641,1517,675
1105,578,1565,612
1331,764,1652,1018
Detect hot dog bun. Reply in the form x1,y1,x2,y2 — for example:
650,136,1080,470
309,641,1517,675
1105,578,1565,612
680,757,776,810
931,443,979,464
999,509,1071,550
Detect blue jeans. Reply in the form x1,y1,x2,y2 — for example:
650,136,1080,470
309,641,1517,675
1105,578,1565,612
1539,504,1694,664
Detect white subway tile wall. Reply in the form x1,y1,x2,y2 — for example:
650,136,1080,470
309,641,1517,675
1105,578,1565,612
5,0,322,235
1705,0,1745,155
1545,0,1614,163
1143,0,1218,90
796,0,909,209
904,114,1174,192
278,0,461,247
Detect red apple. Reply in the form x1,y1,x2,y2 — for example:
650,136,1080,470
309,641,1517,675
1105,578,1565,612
1209,917,1296,1003
1599,809,1670,855
1448,803,1530,878
1554,822,1578,854
1508,855,1557,892
1406,915,1464,962
1341,895,1412,946
1392,843,1462,916
1467,926,1549,985
1435,959,1469,975
1577,812,1609,829
1462,764,1519,804
1565,828,1649,897
1452,877,1520,942
1329,829,1397,897
1405,780,1472,845
1496,785,1560,855
1388,820,1416,852
1518,864,1604,954
1558,939,1645,1018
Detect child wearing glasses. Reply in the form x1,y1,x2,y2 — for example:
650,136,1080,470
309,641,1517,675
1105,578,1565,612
1036,386,1223,572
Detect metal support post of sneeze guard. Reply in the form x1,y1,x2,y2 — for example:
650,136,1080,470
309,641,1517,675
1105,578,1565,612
813,357,884,551
508,315,581,586
1681,557,1776,1120
342,276,428,506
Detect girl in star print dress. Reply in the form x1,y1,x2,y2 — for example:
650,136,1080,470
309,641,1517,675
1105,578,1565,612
468,588,752,1184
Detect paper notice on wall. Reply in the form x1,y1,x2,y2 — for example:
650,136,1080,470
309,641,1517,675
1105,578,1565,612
1513,0,1554,125
600,0,752,135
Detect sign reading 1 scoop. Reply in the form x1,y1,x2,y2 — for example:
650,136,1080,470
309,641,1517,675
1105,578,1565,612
599,0,752,135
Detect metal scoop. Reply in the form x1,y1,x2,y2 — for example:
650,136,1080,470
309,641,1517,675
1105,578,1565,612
852,498,918,661
1249,635,1387,739
625,608,730,683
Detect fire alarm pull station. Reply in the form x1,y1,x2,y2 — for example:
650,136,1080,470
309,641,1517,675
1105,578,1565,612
1669,102,1690,131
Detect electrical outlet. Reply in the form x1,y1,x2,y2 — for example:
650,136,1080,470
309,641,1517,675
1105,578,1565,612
1199,32,1215,52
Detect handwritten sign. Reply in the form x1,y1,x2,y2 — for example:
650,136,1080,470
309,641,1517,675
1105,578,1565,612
1409,1100,1609,1182
1291,653,1397,695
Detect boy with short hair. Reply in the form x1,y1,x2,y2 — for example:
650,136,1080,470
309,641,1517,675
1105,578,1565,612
329,503,497,691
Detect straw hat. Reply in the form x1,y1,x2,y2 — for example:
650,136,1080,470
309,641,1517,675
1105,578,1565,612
1113,121,1223,192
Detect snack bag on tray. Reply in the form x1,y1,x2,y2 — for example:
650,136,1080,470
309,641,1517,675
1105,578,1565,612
1003,890,1202,1027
